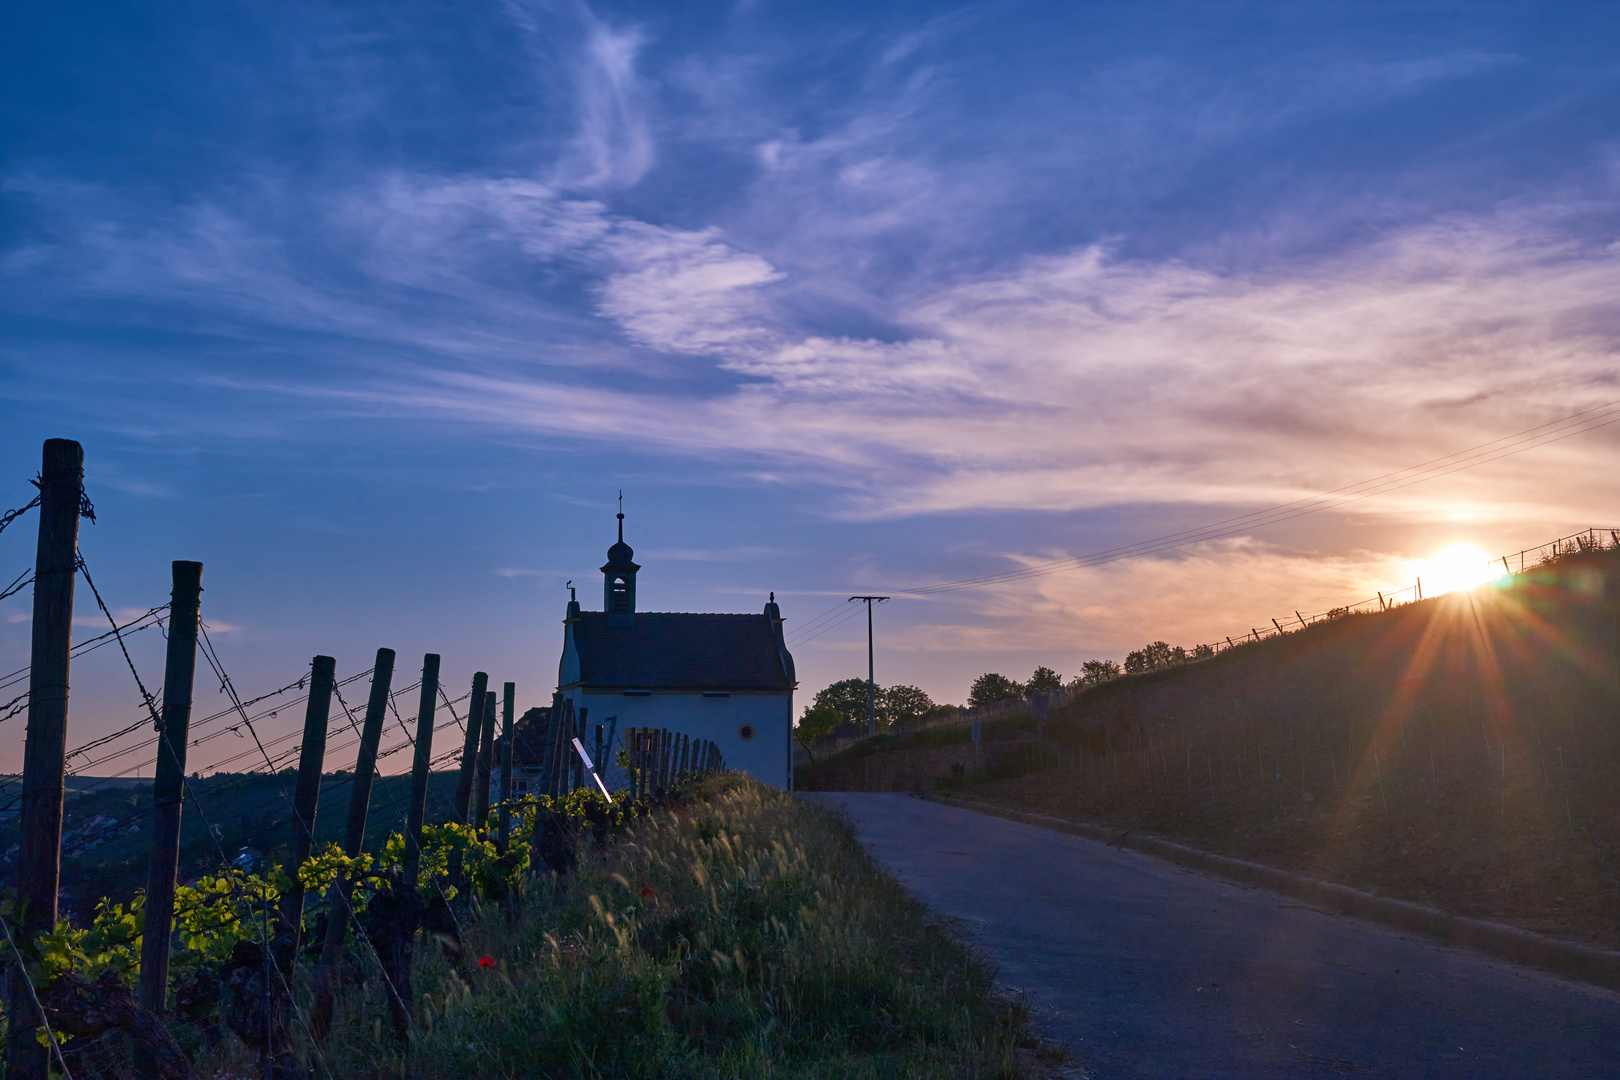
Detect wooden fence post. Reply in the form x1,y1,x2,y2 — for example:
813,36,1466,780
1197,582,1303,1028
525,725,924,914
626,728,640,800
475,690,496,828
453,673,489,825
281,654,336,957
403,654,439,894
498,682,515,851
571,707,588,794
137,560,203,1015
312,648,394,1038
7,439,84,1080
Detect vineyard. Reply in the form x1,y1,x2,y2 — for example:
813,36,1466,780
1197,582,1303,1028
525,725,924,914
0,441,741,1079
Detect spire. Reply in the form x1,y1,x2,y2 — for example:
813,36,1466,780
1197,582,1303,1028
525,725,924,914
602,500,639,627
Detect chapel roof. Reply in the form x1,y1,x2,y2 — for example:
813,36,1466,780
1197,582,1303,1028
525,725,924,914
567,610,793,692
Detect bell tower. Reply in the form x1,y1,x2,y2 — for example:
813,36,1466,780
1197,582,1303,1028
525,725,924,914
601,510,639,629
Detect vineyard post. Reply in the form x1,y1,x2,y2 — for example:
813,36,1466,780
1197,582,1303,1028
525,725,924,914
626,728,639,800
280,654,336,956
571,706,588,794
592,724,604,791
552,698,573,797
452,672,489,825
497,682,514,851
137,559,204,1015
475,689,496,827
312,647,394,1038
6,439,83,1080
403,654,440,893
449,672,487,888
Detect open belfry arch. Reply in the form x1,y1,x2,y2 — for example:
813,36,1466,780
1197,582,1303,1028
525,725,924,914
551,511,796,788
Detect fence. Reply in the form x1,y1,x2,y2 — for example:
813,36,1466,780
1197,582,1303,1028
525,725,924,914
0,439,729,1080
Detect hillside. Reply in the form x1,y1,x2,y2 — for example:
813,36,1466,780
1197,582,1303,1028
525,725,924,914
810,545,1620,950
0,770,463,919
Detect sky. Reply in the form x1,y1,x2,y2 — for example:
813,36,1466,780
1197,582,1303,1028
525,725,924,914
3,0,1619,775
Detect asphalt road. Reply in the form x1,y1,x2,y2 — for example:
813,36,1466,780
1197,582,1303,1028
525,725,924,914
800,792,1620,1079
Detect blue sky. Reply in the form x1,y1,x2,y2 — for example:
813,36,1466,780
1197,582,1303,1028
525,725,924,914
4,1,1619,773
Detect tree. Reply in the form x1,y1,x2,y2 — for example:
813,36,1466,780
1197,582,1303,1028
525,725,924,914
1124,649,1148,674
1079,659,1121,686
814,678,876,725
968,672,1023,709
1024,666,1063,696
880,684,935,728
795,703,845,755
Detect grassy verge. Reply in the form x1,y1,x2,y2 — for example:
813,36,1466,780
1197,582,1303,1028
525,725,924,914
316,777,1035,1079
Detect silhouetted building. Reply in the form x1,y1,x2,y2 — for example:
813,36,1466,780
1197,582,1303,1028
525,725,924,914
554,513,796,788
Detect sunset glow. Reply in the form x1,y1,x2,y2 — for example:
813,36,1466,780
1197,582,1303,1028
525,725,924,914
3,1,1620,769
1416,543,1501,597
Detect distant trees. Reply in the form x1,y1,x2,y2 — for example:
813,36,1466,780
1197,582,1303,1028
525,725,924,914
803,678,945,735
1124,641,1188,673
1076,659,1122,687
1025,666,1063,695
968,673,1024,709
795,703,844,751
813,678,872,723
881,683,938,727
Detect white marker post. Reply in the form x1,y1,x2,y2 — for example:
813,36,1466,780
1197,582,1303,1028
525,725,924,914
572,737,614,802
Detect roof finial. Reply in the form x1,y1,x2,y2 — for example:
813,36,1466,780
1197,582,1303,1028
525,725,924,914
617,490,624,542
770,591,775,602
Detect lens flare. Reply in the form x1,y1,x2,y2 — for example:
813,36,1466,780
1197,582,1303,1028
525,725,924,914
1417,543,1499,595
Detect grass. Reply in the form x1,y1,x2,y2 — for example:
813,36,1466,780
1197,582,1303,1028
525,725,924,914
949,547,1620,951
306,777,1034,1079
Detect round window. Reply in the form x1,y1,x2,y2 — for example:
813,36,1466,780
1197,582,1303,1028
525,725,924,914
737,723,756,742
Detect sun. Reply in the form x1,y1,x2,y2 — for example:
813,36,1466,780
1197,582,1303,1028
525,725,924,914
1416,542,1500,596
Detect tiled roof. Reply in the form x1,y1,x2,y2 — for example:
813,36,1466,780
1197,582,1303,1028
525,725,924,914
568,611,793,691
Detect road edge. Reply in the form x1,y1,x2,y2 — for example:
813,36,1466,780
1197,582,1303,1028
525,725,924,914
919,792,1620,994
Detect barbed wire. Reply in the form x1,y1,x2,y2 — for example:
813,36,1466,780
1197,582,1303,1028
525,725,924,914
0,494,41,539
0,569,31,603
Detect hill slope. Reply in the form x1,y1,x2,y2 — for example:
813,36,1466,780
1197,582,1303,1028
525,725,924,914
828,546,1620,950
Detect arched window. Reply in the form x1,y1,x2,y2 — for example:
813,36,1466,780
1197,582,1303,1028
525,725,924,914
610,575,631,612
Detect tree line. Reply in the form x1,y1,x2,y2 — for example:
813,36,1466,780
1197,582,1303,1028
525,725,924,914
799,637,1222,741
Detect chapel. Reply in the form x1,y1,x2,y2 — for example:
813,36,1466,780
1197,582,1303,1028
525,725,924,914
552,514,797,788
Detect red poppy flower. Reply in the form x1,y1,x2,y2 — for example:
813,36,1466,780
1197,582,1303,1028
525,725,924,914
640,887,656,900
478,955,495,968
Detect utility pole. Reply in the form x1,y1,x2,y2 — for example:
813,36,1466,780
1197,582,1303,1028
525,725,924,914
848,596,890,736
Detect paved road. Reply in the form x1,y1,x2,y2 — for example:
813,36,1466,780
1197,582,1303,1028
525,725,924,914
801,792,1620,1079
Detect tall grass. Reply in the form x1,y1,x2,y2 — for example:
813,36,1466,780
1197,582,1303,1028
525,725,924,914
319,777,1030,1079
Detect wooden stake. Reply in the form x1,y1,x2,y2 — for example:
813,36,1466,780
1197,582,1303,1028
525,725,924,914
498,682,515,851
313,647,394,1038
403,654,439,894
137,560,203,1015
7,440,84,1080
281,655,336,957
452,673,487,824
475,690,495,828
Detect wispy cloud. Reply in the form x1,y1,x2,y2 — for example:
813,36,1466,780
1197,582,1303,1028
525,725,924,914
8,170,1618,532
